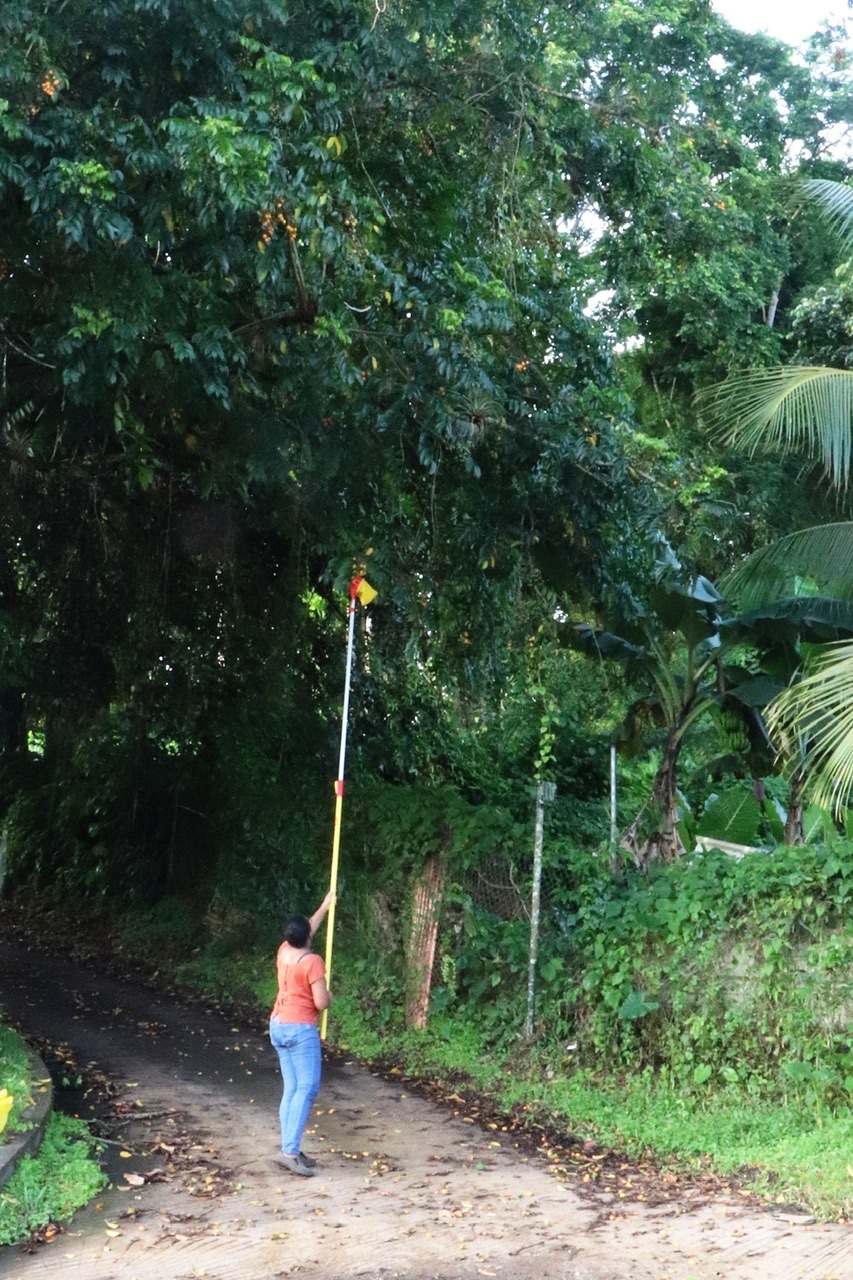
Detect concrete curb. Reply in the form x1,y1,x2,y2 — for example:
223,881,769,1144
0,1047,53,1191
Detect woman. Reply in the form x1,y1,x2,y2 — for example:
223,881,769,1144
269,890,333,1177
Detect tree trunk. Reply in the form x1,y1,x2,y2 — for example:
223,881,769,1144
405,856,445,1029
764,286,780,329
784,767,806,845
620,730,686,872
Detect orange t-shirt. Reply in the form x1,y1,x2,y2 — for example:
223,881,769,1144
270,948,325,1025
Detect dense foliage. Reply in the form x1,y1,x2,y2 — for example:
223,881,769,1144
0,0,656,904
556,842,853,1095
4,1,853,1130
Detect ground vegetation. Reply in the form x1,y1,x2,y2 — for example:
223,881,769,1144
0,1112,106,1246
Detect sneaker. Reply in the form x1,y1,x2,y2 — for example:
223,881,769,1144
273,1152,316,1178
299,1151,318,1168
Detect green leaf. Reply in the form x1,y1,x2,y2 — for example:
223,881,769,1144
803,179,853,257
697,785,762,847
724,526,853,607
166,334,196,362
768,640,853,815
704,366,853,489
617,989,659,1021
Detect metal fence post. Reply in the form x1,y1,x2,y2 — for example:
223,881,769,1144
609,742,618,875
526,781,556,1040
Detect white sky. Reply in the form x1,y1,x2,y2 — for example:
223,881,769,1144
713,0,849,45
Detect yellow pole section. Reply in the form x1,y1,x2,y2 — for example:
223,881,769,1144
320,782,344,1041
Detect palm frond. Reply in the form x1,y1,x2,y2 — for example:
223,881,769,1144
803,179,853,257
701,366,853,488
735,594,853,628
767,639,853,815
724,523,853,606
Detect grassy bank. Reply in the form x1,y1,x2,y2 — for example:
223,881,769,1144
326,1001,853,1222
0,1025,32,1138
0,1113,107,1246
0,1021,107,1246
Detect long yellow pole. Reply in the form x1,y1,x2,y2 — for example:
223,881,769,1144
320,585,359,1040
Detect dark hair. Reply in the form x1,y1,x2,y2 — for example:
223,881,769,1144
284,914,311,948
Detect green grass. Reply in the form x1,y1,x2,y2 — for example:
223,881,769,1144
0,1025,33,1138
328,994,853,1221
0,1113,107,1245
495,1070,853,1218
174,947,277,1011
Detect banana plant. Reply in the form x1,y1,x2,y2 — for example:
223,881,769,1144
721,595,853,838
572,538,853,867
572,540,725,869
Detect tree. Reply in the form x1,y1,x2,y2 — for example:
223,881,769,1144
595,22,853,388
571,540,725,868
0,0,644,900
3,0,851,904
707,179,853,815
571,530,853,866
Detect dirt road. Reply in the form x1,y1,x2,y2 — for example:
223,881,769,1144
0,933,850,1280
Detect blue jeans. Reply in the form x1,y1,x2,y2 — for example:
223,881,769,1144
269,1020,322,1155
